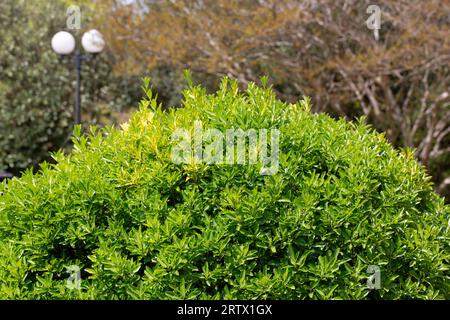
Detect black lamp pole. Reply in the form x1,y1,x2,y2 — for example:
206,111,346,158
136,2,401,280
74,49,82,125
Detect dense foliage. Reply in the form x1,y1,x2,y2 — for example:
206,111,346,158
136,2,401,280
0,0,137,174
0,79,449,299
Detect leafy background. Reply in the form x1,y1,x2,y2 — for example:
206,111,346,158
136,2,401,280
1,0,448,201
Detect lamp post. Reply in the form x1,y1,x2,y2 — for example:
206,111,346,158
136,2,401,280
51,30,105,125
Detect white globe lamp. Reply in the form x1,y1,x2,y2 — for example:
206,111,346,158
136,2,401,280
51,31,76,55
81,29,105,54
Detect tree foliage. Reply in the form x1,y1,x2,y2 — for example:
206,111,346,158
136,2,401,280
93,0,450,200
0,0,137,174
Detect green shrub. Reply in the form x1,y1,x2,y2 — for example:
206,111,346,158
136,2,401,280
0,78,449,299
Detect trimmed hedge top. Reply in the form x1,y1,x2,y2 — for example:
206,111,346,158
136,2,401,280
0,78,449,299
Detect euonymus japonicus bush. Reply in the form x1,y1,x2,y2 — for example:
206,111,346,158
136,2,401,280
0,78,449,299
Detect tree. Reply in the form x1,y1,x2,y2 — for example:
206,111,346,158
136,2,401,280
0,0,139,174
93,0,450,199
